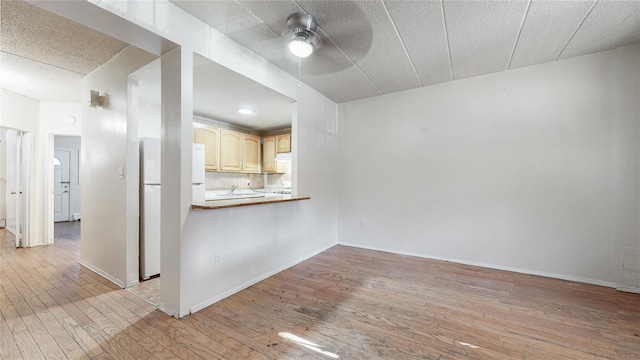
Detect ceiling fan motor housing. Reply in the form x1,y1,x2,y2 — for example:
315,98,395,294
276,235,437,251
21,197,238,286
286,13,321,50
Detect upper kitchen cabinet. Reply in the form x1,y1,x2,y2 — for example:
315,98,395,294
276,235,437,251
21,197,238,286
193,125,219,171
276,134,291,153
263,135,287,174
220,130,243,172
263,136,277,173
243,134,261,173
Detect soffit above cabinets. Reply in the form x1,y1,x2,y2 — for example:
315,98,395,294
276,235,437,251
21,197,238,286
170,0,640,103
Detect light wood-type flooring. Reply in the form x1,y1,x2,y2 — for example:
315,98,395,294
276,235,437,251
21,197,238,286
1,222,639,359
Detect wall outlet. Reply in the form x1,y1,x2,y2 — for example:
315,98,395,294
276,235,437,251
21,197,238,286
214,252,221,266
360,220,367,229
273,237,278,247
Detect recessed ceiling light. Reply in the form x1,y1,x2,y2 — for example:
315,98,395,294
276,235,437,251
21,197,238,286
238,108,254,115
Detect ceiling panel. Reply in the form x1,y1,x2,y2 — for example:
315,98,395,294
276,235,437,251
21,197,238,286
510,0,595,69
300,60,358,103
560,0,640,60
2,0,127,58
1,52,82,84
298,1,420,95
2,34,100,75
304,36,380,102
444,0,528,80
1,52,82,102
385,0,452,87
1,0,127,102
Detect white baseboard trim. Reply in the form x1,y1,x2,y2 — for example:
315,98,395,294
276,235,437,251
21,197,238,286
78,260,126,288
158,303,180,318
188,243,337,315
616,285,640,294
338,242,617,289
126,279,139,288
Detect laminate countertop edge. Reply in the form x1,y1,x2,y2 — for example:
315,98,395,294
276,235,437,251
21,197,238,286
191,196,311,210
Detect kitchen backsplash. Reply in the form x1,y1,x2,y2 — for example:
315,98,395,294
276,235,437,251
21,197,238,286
265,172,291,189
205,172,292,190
205,172,264,190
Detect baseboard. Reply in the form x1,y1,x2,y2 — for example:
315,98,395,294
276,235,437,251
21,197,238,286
616,285,640,294
158,303,180,318
189,243,337,315
78,260,126,288
338,242,617,289
126,279,139,288
71,213,81,221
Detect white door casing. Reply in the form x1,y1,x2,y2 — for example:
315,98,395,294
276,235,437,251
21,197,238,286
4,129,30,247
53,150,71,222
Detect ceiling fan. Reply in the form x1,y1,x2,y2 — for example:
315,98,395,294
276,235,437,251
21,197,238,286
280,2,373,75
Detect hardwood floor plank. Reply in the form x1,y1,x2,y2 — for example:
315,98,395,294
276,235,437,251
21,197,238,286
20,313,68,360
46,301,104,358
12,328,46,360
41,317,92,360
1,312,24,360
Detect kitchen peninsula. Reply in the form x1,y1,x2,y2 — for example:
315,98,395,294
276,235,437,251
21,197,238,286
192,195,310,210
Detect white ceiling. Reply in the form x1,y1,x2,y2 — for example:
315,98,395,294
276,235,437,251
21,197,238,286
170,0,640,103
3,0,639,106
0,0,128,102
131,55,295,130
192,55,295,130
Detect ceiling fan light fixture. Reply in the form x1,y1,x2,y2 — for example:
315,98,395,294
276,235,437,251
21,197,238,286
237,108,254,115
288,37,314,58
286,13,321,58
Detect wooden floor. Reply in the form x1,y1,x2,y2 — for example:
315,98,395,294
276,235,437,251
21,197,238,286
1,224,639,359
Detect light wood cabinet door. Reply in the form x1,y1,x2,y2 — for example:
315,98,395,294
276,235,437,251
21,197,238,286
262,136,277,173
243,134,261,173
193,126,219,171
276,134,291,153
220,130,242,172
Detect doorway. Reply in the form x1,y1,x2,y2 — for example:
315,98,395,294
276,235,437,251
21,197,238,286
1,128,31,247
53,136,81,226
53,149,71,222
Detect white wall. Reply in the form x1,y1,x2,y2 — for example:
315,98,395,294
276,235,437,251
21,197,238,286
80,46,157,287
40,102,82,136
54,135,82,219
338,45,640,289
1,89,45,246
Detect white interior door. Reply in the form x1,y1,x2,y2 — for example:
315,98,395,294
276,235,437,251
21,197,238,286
53,150,71,222
5,130,18,236
5,130,30,247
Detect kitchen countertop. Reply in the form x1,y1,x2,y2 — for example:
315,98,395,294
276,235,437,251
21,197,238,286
192,195,310,210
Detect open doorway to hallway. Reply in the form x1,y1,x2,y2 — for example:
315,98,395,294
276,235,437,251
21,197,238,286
53,135,81,225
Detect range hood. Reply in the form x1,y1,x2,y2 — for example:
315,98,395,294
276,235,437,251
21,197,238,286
275,153,292,162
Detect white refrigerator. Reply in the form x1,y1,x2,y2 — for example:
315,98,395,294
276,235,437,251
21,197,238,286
140,138,206,279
